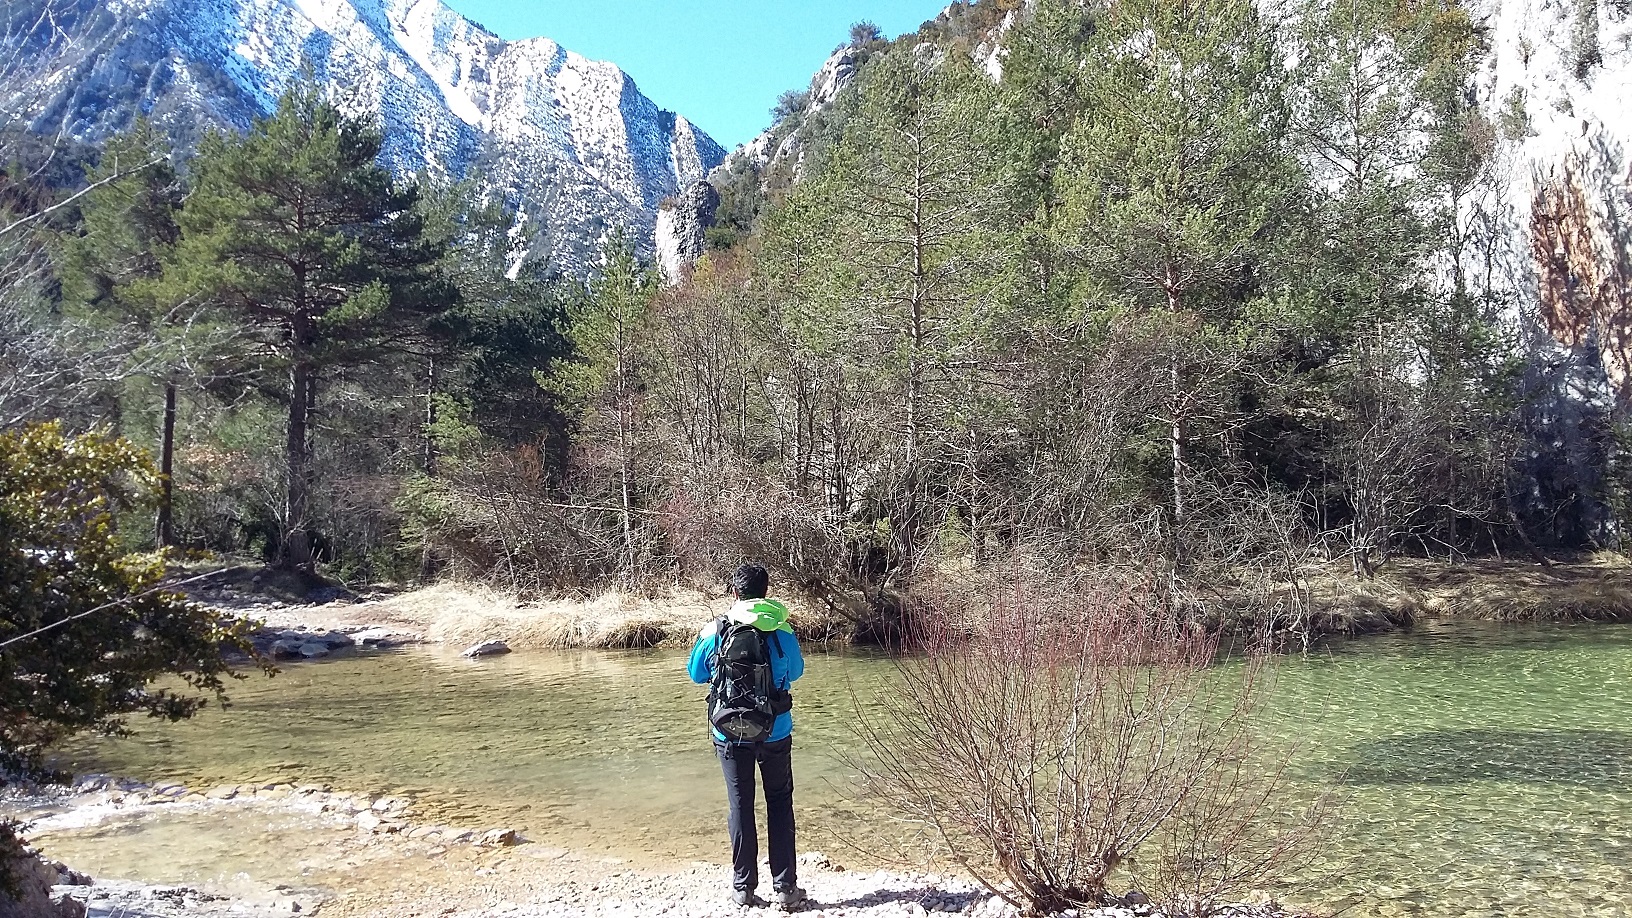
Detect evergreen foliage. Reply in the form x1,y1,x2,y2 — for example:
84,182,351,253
54,119,214,548
0,0,1594,605
0,0,1618,907
765,50,1020,571
0,422,253,776
156,86,454,571
848,20,885,47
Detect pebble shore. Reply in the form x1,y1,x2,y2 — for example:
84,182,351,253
12,776,1311,918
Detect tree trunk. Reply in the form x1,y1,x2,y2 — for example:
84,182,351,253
1164,272,1187,528
423,356,438,477
1170,359,1185,525
283,308,316,572
616,317,636,580
897,148,928,574
419,356,439,582
155,378,176,548
1163,271,1189,572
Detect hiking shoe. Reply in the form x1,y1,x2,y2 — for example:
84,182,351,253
730,889,765,907
771,886,807,909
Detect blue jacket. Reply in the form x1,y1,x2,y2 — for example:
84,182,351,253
688,600,805,743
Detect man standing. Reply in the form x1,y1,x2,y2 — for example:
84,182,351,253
688,562,807,909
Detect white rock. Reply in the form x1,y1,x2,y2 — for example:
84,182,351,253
351,628,415,648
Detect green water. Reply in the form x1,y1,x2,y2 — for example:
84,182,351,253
41,621,1632,916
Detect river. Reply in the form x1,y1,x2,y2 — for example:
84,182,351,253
28,620,1632,917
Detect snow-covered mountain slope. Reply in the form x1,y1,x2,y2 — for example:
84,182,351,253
3,0,726,277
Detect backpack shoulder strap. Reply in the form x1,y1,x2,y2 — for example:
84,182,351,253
709,616,730,661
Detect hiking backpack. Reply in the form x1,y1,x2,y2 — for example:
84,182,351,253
707,617,793,743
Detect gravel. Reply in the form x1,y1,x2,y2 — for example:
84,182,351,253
11,777,1312,918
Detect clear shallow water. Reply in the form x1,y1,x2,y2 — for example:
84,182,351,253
1267,621,1632,917
36,621,1632,916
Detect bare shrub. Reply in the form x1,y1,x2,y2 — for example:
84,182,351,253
1169,474,1325,648
857,570,1329,916
662,462,851,589
600,617,669,649
407,442,638,592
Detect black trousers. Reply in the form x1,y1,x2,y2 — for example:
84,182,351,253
714,735,797,892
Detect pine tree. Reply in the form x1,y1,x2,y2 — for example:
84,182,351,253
764,47,1019,571
551,234,658,580
417,178,572,449
1286,0,1514,567
1050,0,1301,534
160,86,453,571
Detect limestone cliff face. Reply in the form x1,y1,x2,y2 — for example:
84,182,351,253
711,47,862,190
1530,168,1632,395
1462,0,1631,540
1469,0,1631,395
652,45,867,280
655,180,721,286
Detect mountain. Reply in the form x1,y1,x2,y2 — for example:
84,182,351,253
2,0,727,277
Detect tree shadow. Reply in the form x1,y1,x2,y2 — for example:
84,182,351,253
815,885,983,911
1343,728,1632,785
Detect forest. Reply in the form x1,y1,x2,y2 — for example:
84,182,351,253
0,0,1614,636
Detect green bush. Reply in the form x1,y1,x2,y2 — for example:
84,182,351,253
0,422,256,776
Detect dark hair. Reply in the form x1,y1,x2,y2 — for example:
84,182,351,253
730,563,769,600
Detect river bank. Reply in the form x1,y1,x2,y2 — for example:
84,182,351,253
7,777,1312,918
188,554,1632,653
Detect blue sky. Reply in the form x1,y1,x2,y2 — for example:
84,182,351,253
439,1,950,149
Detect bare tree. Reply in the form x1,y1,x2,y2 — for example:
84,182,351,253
0,1,122,427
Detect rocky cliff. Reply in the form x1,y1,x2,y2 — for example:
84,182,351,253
1455,0,1629,540
654,180,719,285
1,0,727,278
1472,0,1631,386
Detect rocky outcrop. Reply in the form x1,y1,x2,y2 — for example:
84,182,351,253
1530,161,1632,399
1469,0,1631,333
348,627,417,649
1,0,725,278
252,628,356,660
0,837,87,918
655,180,721,284
809,48,862,111
1459,0,1632,541
461,639,510,657
706,47,863,195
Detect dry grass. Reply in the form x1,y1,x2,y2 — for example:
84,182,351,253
239,553,1632,652
1285,553,1632,631
361,582,843,650
1390,553,1632,621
